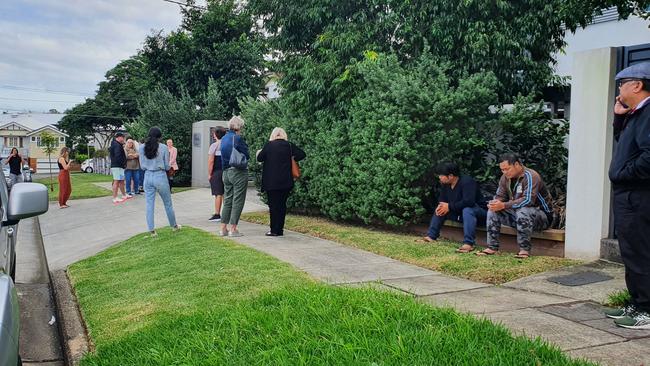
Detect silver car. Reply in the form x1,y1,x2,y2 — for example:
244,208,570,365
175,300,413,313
0,179,49,366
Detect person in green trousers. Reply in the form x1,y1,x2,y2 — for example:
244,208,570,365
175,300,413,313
219,116,249,237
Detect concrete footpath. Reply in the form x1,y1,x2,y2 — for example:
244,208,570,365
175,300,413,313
38,188,648,366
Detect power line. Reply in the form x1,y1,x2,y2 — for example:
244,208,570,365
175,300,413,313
0,108,130,119
0,96,82,103
61,113,131,120
0,85,94,97
161,0,207,10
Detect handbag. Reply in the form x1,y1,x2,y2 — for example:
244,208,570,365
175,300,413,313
290,143,300,180
229,135,248,169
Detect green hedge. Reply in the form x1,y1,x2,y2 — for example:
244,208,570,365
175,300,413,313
242,53,568,227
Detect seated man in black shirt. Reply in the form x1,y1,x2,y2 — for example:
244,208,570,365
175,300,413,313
420,162,487,253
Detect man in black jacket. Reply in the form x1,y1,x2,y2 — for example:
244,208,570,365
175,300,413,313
420,162,486,253
604,62,650,330
109,132,128,204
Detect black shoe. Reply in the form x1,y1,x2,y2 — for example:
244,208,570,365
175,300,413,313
265,231,278,237
209,214,221,222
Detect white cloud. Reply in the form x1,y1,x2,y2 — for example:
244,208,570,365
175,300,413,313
0,0,195,112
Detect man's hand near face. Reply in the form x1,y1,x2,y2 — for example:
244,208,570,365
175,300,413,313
615,96,631,115
435,202,449,216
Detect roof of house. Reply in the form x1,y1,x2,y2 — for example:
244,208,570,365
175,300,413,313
26,125,69,137
0,113,66,131
0,113,68,136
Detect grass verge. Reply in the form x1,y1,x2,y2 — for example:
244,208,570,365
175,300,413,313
68,227,593,365
606,289,631,307
240,212,580,284
36,173,112,201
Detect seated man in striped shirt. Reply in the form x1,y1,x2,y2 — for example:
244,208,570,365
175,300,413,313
477,153,553,259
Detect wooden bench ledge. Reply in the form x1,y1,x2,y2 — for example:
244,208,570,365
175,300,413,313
442,221,565,242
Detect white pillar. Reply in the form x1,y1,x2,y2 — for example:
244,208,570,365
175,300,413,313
191,120,228,188
564,48,617,260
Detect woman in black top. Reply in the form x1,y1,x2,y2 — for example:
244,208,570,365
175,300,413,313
3,147,24,188
256,127,306,236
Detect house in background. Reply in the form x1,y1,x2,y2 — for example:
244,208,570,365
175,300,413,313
0,113,68,173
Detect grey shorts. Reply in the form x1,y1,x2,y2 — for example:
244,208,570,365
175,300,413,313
111,167,125,181
210,170,224,196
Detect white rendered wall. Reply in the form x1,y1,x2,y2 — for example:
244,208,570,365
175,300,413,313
564,48,616,260
191,120,228,188
555,16,650,78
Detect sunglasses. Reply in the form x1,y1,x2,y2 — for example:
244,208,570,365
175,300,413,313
617,78,641,88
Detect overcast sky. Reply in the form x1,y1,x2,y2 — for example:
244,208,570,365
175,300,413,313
0,0,198,113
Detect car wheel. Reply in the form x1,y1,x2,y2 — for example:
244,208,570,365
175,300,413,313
85,167,93,173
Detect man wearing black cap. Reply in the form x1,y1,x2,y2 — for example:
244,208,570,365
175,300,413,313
603,62,650,330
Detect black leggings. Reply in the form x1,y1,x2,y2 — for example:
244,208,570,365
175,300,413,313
267,189,291,235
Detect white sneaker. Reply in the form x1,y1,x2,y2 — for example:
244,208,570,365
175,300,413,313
173,224,182,232
112,198,122,204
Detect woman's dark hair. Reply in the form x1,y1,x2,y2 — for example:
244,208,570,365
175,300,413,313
144,127,162,160
435,162,460,176
214,126,226,140
10,147,19,157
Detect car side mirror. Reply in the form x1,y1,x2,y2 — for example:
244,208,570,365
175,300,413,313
6,183,49,223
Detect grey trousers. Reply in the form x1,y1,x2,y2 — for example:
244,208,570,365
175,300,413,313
221,168,248,225
486,207,548,251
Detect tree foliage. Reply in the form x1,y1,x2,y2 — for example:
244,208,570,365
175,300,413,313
242,53,569,225
142,0,264,113
238,0,646,227
128,87,200,185
58,55,152,148
40,131,59,192
250,0,648,99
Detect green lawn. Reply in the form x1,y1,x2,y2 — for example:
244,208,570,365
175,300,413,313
240,212,580,285
35,173,192,201
68,227,593,365
36,173,113,201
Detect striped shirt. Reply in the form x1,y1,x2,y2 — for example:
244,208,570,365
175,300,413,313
494,167,553,213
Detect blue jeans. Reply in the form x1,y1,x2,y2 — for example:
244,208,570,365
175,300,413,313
427,205,487,245
125,169,140,195
138,169,145,190
144,170,177,231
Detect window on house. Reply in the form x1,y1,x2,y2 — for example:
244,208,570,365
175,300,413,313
31,136,36,142
36,136,60,147
59,137,65,143
8,137,20,147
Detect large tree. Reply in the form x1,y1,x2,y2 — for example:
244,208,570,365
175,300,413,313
249,0,649,99
142,0,265,116
58,55,153,149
